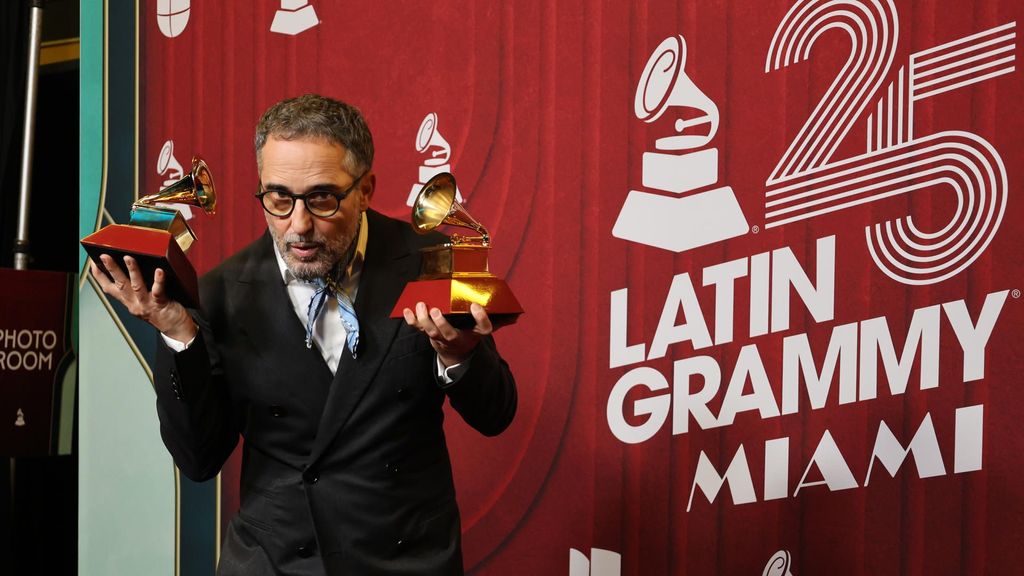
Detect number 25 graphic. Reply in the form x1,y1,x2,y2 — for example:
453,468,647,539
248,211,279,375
765,0,1016,285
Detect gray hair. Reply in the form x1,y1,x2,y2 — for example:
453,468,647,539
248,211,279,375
254,94,374,175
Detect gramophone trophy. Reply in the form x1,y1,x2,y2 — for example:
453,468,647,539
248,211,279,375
391,172,523,328
81,156,216,308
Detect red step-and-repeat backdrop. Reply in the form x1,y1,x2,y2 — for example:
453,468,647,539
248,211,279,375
143,1,1023,573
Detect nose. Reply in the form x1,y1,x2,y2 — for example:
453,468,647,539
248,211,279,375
288,199,314,236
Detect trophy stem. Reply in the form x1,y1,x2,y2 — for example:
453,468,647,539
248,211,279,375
129,206,198,252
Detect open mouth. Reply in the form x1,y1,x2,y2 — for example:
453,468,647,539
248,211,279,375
288,242,322,260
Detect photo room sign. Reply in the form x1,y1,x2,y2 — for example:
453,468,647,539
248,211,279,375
0,269,75,456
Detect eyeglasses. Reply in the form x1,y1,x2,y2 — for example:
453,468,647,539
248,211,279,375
255,172,367,218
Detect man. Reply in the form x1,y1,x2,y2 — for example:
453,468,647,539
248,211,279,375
89,94,518,575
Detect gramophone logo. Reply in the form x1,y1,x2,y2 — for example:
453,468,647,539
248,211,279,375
157,139,184,187
612,34,748,252
762,550,795,576
156,0,190,38
407,112,464,206
569,547,621,576
156,139,193,220
271,0,320,36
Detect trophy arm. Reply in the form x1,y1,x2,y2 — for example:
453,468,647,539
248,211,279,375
449,233,490,247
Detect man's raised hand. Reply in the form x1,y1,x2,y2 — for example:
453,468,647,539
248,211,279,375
402,302,493,367
89,254,198,344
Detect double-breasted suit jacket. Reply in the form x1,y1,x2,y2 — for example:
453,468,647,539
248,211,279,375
153,209,518,575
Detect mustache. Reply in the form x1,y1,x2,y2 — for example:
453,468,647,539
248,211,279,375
283,233,325,246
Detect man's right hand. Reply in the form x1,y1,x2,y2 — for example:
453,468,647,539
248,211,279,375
89,254,198,344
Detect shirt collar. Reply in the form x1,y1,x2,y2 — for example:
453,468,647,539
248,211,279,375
272,211,369,294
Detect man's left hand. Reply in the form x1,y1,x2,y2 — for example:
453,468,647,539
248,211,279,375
403,302,493,367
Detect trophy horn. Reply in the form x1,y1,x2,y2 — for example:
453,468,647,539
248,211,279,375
412,172,487,245
137,155,217,215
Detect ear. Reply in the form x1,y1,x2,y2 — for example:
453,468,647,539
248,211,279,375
357,172,375,211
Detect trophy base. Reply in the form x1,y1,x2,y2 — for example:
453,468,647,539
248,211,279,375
612,187,748,252
390,276,524,329
129,205,197,252
81,224,200,308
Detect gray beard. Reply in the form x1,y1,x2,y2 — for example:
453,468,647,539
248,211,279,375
272,231,351,282
270,217,360,282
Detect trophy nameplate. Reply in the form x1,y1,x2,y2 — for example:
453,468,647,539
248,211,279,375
81,156,215,309
391,172,523,329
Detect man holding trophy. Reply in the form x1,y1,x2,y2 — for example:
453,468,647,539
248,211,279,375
88,94,519,575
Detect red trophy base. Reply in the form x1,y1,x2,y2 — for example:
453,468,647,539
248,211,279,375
390,277,524,329
81,224,200,308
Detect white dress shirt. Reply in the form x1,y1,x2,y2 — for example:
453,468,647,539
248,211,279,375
273,211,368,374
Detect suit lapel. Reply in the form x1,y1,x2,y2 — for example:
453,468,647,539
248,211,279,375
233,234,334,385
308,211,419,465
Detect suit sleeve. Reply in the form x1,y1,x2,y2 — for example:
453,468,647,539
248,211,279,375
439,336,517,436
153,313,241,482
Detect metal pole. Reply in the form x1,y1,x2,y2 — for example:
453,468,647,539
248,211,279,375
11,0,46,517
13,0,46,271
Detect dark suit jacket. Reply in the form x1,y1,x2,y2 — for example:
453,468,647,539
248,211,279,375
153,210,517,575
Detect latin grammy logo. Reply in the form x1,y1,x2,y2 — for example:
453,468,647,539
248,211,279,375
762,550,795,576
156,0,191,39
407,113,463,206
157,140,193,220
612,34,748,253
271,0,320,36
14,408,25,428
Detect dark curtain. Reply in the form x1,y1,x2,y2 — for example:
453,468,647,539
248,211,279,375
1,2,78,575
0,0,31,568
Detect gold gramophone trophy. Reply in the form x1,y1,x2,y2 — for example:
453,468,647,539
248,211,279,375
391,172,523,328
81,156,216,308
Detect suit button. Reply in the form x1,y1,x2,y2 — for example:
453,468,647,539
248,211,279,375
305,472,319,484
296,542,316,558
269,405,287,417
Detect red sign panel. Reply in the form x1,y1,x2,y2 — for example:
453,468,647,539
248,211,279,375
138,1,1024,573
0,269,74,456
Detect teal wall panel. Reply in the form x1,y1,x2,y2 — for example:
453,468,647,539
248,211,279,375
79,1,218,574
78,285,175,575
